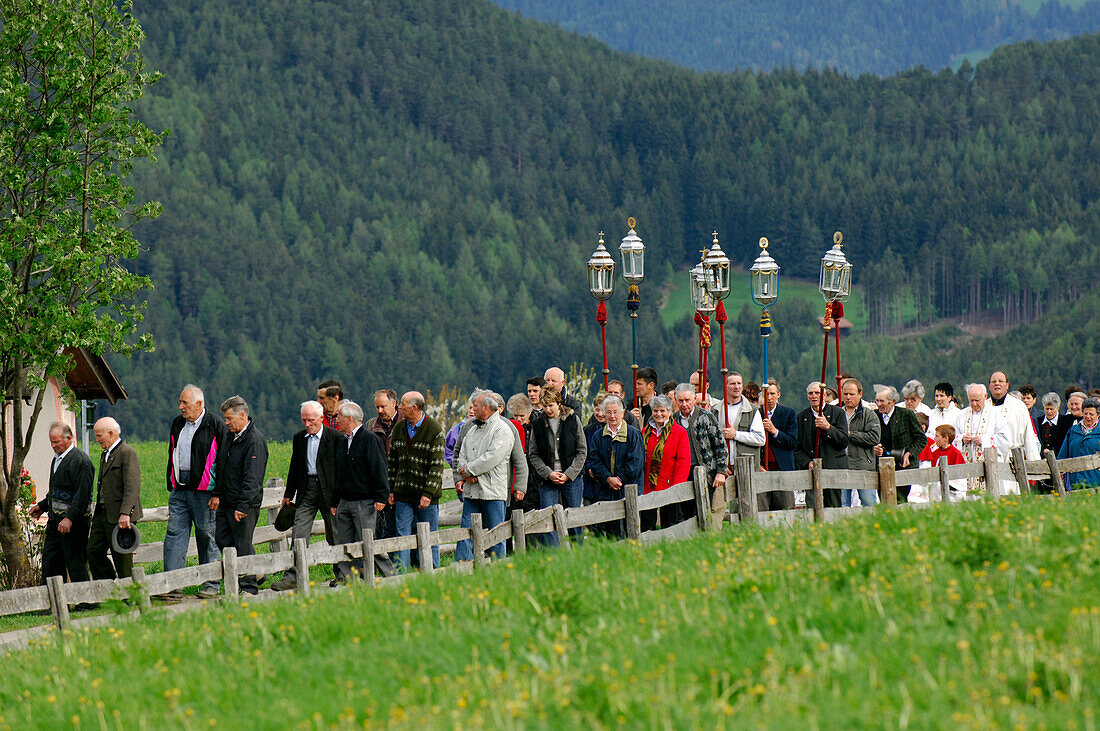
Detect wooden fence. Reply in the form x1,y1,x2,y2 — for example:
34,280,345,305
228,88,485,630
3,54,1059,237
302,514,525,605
2,448,1097,638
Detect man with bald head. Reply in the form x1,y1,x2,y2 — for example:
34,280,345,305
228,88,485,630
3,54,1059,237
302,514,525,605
272,400,342,591
87,417,143,580
543,366,581,411
986,371,1040,494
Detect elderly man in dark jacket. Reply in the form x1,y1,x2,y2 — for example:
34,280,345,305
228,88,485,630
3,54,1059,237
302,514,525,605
793,381,850,508
212,395,268,596
30,423,94,584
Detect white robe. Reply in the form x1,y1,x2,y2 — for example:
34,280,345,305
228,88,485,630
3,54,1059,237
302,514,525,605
953,406,1007,495
989,396,1041,495
927,403,960,439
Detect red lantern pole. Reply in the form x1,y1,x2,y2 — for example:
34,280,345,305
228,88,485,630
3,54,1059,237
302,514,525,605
596,300,610,390
832,302,845,395
815,303,833,460
716,301,731,467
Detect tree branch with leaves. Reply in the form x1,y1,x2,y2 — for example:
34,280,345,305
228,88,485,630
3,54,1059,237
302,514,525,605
0,0,163,587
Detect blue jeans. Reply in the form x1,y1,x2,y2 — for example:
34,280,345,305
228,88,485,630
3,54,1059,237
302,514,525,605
164,489,220,592
395,501,440,571
840,488,880,507
537,477,583,547
455,498,506,561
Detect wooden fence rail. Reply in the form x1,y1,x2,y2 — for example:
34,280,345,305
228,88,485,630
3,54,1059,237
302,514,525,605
3,450,1098,636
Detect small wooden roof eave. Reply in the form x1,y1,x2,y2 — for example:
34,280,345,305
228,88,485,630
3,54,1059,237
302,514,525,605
62,347,128,405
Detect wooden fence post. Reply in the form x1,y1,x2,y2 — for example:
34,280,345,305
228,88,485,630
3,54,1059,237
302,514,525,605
983,447,1001,499
222,547,239,599
46,575,71,632
416,522,434,573
551,505,571,548
1045,449,1066,496
131,566,152,612
511,509,527,554
938,456,950,504
470,513,487,569
811,458,825,522
692,465,711,532
623,485,642,541
359,529,374,586
878,456,897,507
293,538,311,595
1010,447,1031,496
735,456,757,526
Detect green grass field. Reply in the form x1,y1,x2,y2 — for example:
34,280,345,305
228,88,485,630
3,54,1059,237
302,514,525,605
2,493,1098,726
660,276,869,331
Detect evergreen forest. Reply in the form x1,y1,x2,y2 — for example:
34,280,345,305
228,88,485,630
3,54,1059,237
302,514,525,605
495,0,1100,75
106,0,1100,438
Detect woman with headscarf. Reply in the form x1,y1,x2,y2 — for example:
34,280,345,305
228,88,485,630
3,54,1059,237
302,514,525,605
641,394,691,532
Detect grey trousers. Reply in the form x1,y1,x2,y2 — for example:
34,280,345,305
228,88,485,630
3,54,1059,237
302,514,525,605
334,499,395,580
283,478,336,582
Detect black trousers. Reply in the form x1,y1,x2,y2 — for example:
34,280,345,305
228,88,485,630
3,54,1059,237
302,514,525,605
88,506,132,580
42,515,90,583
215,505,259,594
641,503,681,532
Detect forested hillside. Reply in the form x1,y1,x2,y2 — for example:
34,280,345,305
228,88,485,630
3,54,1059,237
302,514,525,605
494,0,1100,75
109,0,1100,438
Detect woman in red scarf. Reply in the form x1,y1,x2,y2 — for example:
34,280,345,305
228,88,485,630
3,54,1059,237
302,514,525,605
642,395,691,531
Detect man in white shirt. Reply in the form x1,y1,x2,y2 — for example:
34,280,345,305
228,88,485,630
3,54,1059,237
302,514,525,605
953,383,1007,495
986,371,1040,495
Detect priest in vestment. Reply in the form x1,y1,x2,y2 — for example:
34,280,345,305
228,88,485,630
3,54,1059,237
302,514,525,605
953,384,1007,496
987,371,1041,495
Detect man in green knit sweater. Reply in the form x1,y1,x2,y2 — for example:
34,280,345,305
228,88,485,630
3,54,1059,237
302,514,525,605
388,391,446,570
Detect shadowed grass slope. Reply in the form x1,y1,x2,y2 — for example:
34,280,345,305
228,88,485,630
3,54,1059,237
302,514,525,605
2,494,1099,726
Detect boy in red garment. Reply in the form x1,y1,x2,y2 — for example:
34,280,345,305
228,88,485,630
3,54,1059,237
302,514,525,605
918,424,967,500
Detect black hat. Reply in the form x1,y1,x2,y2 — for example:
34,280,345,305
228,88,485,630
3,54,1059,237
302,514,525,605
111,524,141,554
274,502,296,532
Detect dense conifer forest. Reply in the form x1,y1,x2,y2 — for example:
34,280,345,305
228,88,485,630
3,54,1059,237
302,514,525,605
109,0,1100,437
495,0,1100,75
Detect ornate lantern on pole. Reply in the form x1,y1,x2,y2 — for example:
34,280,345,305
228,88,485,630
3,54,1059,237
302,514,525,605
587,232,616,390
702,231,732,466
750,236,780,471
815,231,853,458
690,253,715,404
619,217,645,410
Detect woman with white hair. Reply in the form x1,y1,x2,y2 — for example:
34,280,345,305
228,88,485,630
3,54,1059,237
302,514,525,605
641,395,690,531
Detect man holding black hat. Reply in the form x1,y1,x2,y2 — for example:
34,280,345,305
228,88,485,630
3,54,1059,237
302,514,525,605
271,400,340,591
87,417,143,580
29,423,94,584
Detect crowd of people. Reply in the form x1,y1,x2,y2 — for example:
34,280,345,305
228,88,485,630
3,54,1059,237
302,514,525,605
30,368,1099,599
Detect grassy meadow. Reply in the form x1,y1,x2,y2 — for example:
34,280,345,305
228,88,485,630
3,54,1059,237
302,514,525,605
2,493,1099,726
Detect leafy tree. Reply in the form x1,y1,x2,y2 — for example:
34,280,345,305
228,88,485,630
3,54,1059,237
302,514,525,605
0,0,163,586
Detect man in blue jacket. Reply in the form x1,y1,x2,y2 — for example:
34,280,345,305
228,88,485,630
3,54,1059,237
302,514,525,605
212,395,267,596
759,381,798,510
585,395,645,538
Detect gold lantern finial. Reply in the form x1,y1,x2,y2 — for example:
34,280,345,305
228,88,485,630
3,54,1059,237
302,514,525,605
759,237,769,250
833,231,843,246
627,217,636,229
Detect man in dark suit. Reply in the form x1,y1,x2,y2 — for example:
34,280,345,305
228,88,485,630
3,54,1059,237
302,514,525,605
760,381,799,511
873,386,927,503
29,423,94,584
272,400,341,591
212,395,268,596
87,418,143,580
331,401,394,584
793,381,849,508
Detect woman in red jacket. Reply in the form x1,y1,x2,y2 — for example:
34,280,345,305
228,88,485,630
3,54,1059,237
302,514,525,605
642,395,691,532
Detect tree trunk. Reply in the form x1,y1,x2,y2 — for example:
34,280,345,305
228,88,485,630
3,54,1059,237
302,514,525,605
0,502,34,589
